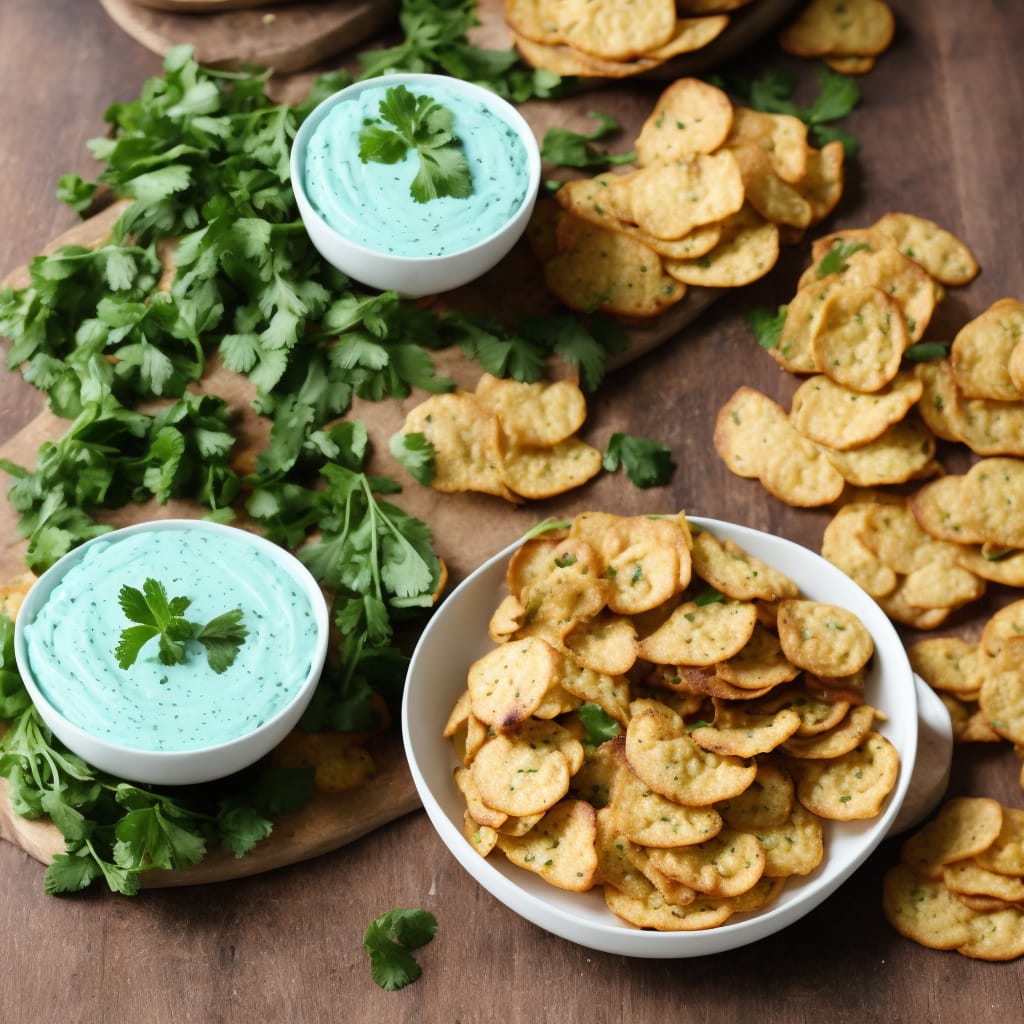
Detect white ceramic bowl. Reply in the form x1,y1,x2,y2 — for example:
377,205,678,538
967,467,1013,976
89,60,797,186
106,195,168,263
291,72,541,298
402,516,920,958
14,519,329,786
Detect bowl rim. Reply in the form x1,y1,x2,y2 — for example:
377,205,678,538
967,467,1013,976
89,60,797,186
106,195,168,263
402,515,919,958
13,518,330,778
289,71,542,266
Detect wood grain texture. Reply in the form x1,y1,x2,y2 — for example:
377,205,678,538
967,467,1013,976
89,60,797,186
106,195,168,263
3,2,1024,1021
98,0,400,72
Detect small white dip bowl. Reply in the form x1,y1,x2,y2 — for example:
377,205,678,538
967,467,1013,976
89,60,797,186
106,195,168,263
290,72,541,298
14,519,329,786
402,516,921,958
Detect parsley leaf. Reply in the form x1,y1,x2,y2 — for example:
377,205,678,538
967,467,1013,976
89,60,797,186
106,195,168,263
389,431,436,485
745,305,787,350
359,85,472,204
577,702,621,747
817,238,871,277
364,908,438,991
903,340,949,363
715,62,861,158
602,433,675,489
541,111,636,169
115,577,247,673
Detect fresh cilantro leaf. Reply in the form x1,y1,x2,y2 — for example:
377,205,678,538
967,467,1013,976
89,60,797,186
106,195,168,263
716,61,862,159
602,433,675,489
56,173,97,213
359,85,472,204
115,578,247,673
817,238,870,277
745,305,787,350
389,431,436,485
577,702,621,747
541,111,636,169
364,908,438,991
694,587,725,607
903,340,949,362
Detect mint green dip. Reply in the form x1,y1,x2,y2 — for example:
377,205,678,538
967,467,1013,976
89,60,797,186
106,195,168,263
303,80,530,258
22,528,320,753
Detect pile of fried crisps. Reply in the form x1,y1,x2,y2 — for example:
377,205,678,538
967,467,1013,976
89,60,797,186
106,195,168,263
505,0,755,79
536,76,845,318
883,796,1024,960
909,601,1024,773
444,511,901,931
710,212,1024,626
779,0,896,75
396,373,601,502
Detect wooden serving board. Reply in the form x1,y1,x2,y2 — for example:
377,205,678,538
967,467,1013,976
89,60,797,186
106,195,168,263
98,0,400,73
0,41,738,884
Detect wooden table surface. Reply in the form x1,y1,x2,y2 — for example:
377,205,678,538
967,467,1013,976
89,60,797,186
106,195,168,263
2,1,1023,1020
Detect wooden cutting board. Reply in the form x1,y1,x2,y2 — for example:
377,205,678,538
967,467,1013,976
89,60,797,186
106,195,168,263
98,0,400,73
0,43,741,884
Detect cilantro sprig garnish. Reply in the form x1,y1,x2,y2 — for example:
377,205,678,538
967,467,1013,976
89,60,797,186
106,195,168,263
359,85,473,204
602,433,675,489
115,577,248,674
364,908,438,991
541,111,637,170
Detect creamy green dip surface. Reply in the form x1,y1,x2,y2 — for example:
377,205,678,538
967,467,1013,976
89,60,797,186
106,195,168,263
303,80,530,258
23,528,320,753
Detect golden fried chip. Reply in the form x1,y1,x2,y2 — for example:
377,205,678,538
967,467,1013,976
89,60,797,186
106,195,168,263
625,703,757,806
729,144,812,228
663,206,780,288
713,386,846,506
716,622,801,690
978,643,1024,745
944,857,1024,903
717,758,794,830
467,636,561,732
593,805,650,898
882,863,975,950
556,0,677,60
455,765,508,830
790,371,923,451
725,106,809,184
604,879,734,931
502,436,604,500
780,0,896,58
753,802,824,877
777,598,874,677
476,373,588,448
789,731,899,819
503,0,564,44
626,151,745,241
820,503,899,598
975,806,1024,877
634,77,734,164
781,702,878,759
950,299,1024,401
400,392,518,500
496,798,599,891
772,277,838,373
646,828,766,897
463,810,500,856
636,597,758,666
799,140,846,223
691,702,802,758
811,285,909,393
901,796,1005,879
563,613,639,676
909,637,985,701
611,761,724,848
506,536,595,599
872,211,979,286
544,214,685,317
956,545,1024,587
959,906,1024,961
470,719,579,817
821,417,938,488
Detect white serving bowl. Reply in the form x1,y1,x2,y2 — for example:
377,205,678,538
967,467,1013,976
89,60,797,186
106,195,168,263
402,516,920,958
290,72,541,298
14,519,329,786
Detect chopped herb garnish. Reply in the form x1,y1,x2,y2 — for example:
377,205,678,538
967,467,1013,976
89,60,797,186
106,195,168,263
358,85,473,204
